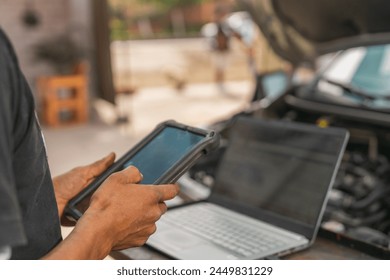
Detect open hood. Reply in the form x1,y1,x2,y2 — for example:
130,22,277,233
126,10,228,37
237,0,390,65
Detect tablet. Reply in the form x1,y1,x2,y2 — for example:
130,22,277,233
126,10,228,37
65,120,220,220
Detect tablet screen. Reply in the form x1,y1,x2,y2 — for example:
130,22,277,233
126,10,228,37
67,121,218,220
123,126,205,184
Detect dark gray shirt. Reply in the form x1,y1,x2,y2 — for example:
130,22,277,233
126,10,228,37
0,28,62,259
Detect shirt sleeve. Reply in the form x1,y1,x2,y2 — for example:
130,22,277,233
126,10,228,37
0,28,27,248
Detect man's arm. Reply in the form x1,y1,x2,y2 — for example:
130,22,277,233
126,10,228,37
0,29,28,251
43,166,179,259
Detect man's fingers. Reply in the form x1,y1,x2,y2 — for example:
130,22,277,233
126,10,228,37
159,202,168,215
115,165,143,184
154,184,180,202
87,152,116,177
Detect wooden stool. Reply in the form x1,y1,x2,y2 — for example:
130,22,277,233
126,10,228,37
37,63,89,126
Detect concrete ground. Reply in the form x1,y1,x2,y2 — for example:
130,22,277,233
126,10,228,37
111,38,252,88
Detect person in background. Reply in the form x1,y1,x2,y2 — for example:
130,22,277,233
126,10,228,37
201,4,232,95
225,11,289,101
0,27,179,260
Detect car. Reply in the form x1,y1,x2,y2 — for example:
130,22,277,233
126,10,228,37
189,0,390,259
301,44,390,111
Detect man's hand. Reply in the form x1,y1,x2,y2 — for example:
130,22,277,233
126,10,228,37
43,166,180,259
84,165,179,251
52,153,116,220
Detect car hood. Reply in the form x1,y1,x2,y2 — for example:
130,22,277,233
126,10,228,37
237,0,390,65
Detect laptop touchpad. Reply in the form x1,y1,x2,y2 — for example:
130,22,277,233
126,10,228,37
151,230,204,250
151,230,239,259
180,244,239,260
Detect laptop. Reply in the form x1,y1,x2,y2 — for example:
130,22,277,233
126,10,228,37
147,117,349,259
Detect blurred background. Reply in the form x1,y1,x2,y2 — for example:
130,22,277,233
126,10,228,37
0,0,280,175
2,0,390,258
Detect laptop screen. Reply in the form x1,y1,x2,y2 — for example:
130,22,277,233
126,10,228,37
211,117,348,238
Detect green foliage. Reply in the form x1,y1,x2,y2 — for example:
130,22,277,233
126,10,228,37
136,0,205,10
109,0,210,40
110,17,129,40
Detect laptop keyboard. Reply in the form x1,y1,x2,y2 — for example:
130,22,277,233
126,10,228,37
161,202,302,257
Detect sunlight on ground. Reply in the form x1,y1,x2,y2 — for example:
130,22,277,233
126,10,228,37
122,81,253,137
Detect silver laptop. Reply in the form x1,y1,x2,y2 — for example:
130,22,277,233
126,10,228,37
147,117,349,259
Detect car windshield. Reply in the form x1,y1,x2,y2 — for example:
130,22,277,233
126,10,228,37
314,44,390,111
